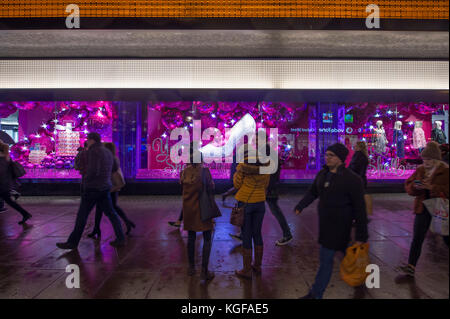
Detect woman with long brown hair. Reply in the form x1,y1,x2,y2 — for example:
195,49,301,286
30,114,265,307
88,142,135,238
398,141,449,277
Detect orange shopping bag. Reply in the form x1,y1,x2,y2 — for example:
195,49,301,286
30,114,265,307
340,243,370,287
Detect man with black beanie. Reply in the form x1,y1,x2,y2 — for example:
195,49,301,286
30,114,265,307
294,143,368,299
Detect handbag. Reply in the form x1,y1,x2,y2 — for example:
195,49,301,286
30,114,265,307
340,243,370,287
199,167,222,221
10,161,26,179
111,167,126,193
364,194,373,216
423,197,449,236
230,178,256,227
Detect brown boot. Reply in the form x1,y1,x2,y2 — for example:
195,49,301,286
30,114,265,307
235,248,252,279
252,245,263,274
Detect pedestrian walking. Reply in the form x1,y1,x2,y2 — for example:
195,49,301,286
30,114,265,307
295,143,368,299
397,141,449,277
0,140,32,224
88,142,135,238
56,132,125,249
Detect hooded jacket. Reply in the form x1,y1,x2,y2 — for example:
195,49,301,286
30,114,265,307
295,165,368,251
233,161,270,203
405,161,449,214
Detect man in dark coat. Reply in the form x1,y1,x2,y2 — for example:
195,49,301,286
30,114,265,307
56,132,125,249
295,143,368,299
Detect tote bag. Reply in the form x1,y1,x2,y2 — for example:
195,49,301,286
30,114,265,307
423,198,449,236
199,168,222,221
340,243,370,287
111,168,126,193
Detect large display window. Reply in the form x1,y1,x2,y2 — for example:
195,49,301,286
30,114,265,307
0,101,448,181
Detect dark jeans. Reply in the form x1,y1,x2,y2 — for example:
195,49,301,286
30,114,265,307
408,208,449,266
93,191,130,231
67,189,125,246
187,230,213,270
266,197,291,238
310,246,336,299
178,209,183,222
240,201,266,250
0,191,30,218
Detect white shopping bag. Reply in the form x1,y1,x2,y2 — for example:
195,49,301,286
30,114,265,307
423,198,449,236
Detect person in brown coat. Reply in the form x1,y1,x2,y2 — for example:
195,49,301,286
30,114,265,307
398,141,449,277
180,146,215,281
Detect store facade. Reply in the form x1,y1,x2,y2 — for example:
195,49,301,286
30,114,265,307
1,100,448,183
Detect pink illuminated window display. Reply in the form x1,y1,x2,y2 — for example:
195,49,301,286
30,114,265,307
0,101,114,179
138,101,449,181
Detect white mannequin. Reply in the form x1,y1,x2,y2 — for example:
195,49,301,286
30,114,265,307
432,120,447,144
394,121,402,130
373,120,388,153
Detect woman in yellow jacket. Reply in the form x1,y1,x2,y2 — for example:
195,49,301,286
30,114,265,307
233,156,270,279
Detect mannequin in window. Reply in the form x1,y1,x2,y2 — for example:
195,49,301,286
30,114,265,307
373,120,388,154
413,121,426,153
393,121,405,159
431,121,447,144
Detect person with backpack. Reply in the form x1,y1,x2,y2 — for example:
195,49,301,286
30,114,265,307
0,140,32,224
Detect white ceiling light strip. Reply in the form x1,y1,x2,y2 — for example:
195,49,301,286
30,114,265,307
0,59,447,90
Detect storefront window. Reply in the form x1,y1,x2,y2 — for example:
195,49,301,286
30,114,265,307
1,101,448,181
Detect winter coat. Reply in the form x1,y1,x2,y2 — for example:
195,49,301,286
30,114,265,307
405,162,449,214
295,165,369,251
348,151,369,189
82,142,118,191
0,156,12,193
233,162,270,203
180,165,214,232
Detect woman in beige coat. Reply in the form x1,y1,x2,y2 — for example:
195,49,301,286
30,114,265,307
180,146,215,281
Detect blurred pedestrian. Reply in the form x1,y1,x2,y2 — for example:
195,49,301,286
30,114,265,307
56,132,125,250
295,143,368,299
88,142,135,238
348,141,371,220
398,141,449,277
180,144,216,281
0,140,32,224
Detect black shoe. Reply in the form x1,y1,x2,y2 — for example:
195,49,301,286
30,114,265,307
109,239,126,247
87,229,101,239
126,220,136,235
276,235,293,246
168,221,181,228
299,291,316,299
56,242,77,250
201,269,215,281
396,263,415,277
18,213,32,225
187,266,196,276
229,233,242,242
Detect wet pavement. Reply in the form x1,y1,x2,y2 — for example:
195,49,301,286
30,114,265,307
0,194,448,299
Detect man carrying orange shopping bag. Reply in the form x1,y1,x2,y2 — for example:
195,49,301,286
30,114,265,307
294,143,369,299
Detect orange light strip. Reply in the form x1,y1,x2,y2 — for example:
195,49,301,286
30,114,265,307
0,1,448,19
